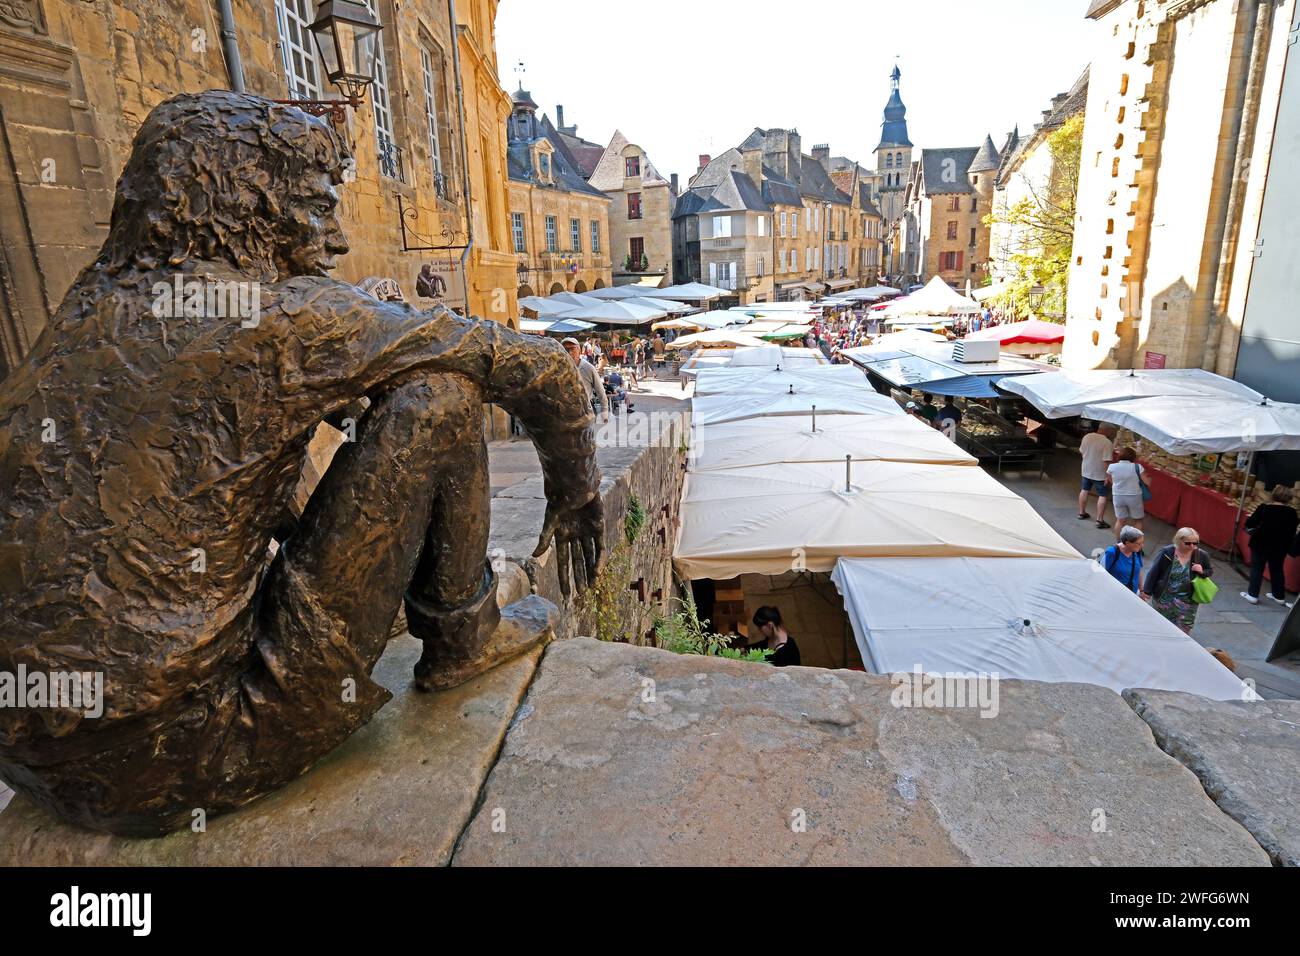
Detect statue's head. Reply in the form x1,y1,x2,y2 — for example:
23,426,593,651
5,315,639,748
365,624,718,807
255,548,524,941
103,91,353,279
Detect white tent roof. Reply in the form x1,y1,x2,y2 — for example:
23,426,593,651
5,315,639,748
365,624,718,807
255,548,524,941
832,285,900,301
731,301,822,313
692,389,900,426
583,285,643,300
688,414,975,472
868,330,947,348
667,328,768,350
652,317,706,332
673,460,1079,579
830,557,1254,700
692,365,868,396
1080,396,1300,455
517,296,576,317
996,368,1267,419
556,299,668,325
548,291,604,307
882,276,980,316
640,282,729,301
674,309,745,329
727,345,826,368
623,296,693,314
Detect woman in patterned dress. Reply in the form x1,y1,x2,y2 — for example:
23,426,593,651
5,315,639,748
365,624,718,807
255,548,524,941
1143,527,1214,634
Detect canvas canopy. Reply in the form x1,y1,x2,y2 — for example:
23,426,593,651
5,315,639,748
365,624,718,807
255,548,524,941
688,414,974,472
844,342,1049,398
673,459,1079,580
1080,396,1300,455
995,368,1265,419
692,365,867,396
547,291,604,307
881,276,980,316
832,285,900,302
761,324,813,340
692,388,899,425
964,319,1065,345
583,286,643,300
673,310,743,329
624,296,694,314
640,282,729,301
830,557,1254,700
727,345,825,368
652,317,705,332
667,329,768,350
556,299,667,325
869,330,946,348
517,296,575,317
519,317,595,334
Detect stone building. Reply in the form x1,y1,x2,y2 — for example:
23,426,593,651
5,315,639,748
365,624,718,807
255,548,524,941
586,129,675,288
1063,0,1299,392
901,144,997,289
0,0,520,377
989,71,1089,312
672,147,773,305
505,88,611,297
875,65,914,281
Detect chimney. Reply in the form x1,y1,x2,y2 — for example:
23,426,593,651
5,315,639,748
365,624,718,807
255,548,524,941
812,144,831,170
741,147,763,192
670,173,679,195
556,104,565,129
697,154,711,175
787,130,801,180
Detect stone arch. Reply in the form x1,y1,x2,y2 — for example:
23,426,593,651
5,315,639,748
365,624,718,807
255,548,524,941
517,283,535,299
593,278,606,289
549,282,565,295
573,279,588,293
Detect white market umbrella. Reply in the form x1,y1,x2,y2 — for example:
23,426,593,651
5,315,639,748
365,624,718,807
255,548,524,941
997,368,1266,420
641,282,730,301
673,459,1079,580
830,557,1254,700
584,286,643,300
1079,395,1300,455
666,328,768,350
623,296,692,314
692,387,906,426
866,330,947,349
555,299,667,326
548,291,605,308
518,296,575,317
692,365,868,396
689,414,974,472
653,317,707,332
727,346,826,368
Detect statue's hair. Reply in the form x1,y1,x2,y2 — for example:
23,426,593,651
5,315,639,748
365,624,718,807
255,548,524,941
100,91,351,276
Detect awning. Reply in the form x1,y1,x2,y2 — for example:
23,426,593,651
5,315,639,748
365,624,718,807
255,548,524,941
995,368,1266,419
688,414,975,472
673,459,1079,580
845,343,1050,398
964,319,1066,346
826,277,855,290
830,557,1254,700
692,387,896,425
692,365,871,397
1080,396,1300,455
761,324,813,341
726,345,826,369
667,329,768,350
881,276,980,317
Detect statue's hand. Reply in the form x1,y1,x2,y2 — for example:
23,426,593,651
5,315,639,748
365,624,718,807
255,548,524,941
533,494,604,598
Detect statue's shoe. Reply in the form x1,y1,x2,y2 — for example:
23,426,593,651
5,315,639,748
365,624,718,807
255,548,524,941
407,588,556,693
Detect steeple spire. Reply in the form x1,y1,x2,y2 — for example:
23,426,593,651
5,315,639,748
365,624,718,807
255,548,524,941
879,65,912,149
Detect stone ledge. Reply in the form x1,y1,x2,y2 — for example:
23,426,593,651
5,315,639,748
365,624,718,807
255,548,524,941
1124,688,1300,867
452,638,1270,866
0,638,541,866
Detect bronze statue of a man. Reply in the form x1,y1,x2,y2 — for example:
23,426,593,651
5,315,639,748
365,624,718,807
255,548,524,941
0,92,603,836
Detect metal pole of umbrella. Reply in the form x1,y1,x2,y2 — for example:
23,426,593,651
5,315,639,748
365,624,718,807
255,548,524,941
1227,449,1256,569
845,454,852,493
812,405,817,433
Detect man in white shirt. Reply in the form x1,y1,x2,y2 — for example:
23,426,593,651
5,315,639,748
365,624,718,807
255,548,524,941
1077,424,1115,529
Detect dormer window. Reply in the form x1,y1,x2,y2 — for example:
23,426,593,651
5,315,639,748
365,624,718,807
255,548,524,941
540,154,550,179
626,155,640,178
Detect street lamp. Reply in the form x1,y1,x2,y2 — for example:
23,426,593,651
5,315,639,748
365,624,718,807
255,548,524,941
277,1,383,126
1028,285,1046,313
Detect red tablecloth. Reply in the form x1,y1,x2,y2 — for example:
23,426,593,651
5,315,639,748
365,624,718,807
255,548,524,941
1176,482,1241,552
1234,526,1300,594
1140,465,1183,525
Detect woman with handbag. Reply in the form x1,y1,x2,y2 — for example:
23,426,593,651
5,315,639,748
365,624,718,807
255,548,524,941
1105,447,1148,544
1144,527,1215,634
1240,487,1298,606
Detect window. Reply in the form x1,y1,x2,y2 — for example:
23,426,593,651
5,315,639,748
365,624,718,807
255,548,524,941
360,1,398,180
780,212,787,237
629,236,644,268
628,192,642,220
570,218,581,252
970,227,977,246
545,216,557,252
420,46,448,196
511,212,525,253
275,0,323,100
792,213,799,238
940,251,965,272
971,196,978,213
948,196,961,212
885,153,894,168
625,155,640,178
758,256,765,278
758,216,767,237
789,249,796,271
713,215,732,238
591,220,601,254
947,221,958,241
540,153,551,179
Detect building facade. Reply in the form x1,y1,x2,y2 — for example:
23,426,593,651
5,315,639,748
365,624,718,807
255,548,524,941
903,144,997,289
0,0,519,377
505,88,611,297
1063,0,1299,383
587,130,675,288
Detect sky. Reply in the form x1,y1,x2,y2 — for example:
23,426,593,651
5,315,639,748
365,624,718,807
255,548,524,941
496,0,1093,184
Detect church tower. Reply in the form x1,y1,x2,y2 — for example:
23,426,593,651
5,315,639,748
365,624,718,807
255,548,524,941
875,65,913,227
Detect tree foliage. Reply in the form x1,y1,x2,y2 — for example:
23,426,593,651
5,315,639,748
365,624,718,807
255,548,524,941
984,114,1084,320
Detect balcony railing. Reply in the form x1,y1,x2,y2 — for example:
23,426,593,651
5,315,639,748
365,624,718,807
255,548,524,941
377,132,405,184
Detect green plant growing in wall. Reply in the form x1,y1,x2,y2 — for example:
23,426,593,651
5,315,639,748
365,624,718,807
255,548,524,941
624,494,646,545
654,596,772,664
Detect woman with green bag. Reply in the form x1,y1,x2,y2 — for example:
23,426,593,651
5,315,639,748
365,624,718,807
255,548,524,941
1143,527,1215,634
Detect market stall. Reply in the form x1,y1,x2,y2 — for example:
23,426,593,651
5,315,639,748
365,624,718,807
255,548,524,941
692,365,867,397
726,345,826,368
957,401,1047,476
692,387,898,426
829,557,1253,699
673,459,1079,580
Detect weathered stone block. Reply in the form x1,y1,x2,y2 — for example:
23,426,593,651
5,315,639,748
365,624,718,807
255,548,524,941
1125,688,1300,867
453,639,1270,866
